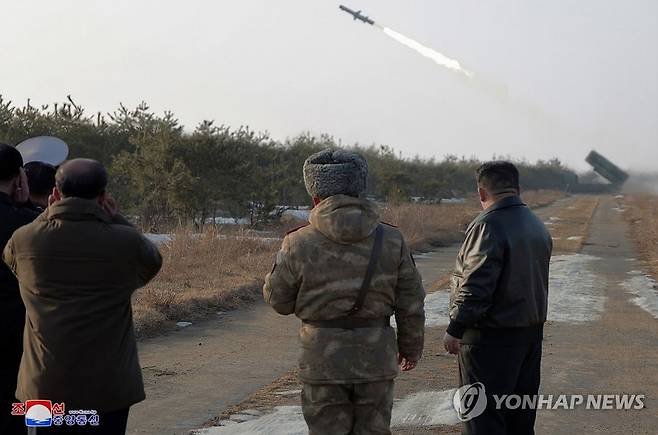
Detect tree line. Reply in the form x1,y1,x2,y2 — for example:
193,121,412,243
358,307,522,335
0,96,577,230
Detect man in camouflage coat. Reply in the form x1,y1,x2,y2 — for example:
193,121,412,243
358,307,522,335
264,149,425,435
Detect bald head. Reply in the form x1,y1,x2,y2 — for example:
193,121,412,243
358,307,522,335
56,159,107,199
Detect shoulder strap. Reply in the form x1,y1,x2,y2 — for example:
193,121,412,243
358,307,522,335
349,224,384,315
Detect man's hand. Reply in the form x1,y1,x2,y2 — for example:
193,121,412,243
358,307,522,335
100,194,119,217
398,355,418,372
443,332,461,355
12,168,30,204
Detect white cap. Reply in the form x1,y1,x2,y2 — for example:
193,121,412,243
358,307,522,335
16,136,70,166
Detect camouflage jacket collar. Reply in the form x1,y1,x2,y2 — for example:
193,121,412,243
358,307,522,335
310,195,379,244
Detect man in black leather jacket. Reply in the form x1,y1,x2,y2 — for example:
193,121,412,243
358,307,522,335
445,161,552,435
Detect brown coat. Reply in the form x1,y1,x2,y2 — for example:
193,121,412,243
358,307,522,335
2,198,162,412
263,195,425,384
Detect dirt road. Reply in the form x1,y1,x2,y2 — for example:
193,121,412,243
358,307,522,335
395,196,657,434
537,196,658,433
130,196,658,434
128,305,299,434
128,237,460,434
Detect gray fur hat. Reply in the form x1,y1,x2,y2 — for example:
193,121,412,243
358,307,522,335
303,148,368,198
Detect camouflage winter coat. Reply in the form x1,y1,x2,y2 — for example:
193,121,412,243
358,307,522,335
263,195,425,384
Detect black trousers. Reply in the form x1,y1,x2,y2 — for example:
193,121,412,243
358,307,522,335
33,408,129,435
458,341,542,435
0,398,27,435
1,372,26,435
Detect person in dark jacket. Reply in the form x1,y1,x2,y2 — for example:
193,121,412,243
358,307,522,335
0,143,37,435
444,161,552,435
3,159,163,434
24,161,57,210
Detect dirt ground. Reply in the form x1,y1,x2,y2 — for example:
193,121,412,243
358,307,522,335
128,195,658,434
537,196,658,434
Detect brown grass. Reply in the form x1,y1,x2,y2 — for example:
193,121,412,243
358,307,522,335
379,190,566,252
134,190,566,337
133,227,277,337
622,194,658,279
379,201,477,251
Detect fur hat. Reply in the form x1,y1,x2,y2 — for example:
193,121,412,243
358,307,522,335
303,149,368,198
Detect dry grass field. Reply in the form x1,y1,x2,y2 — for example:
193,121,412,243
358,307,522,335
379,201,476,251
623,194,658,279
380,189,565,252
133,190,565,336
133,228,278,336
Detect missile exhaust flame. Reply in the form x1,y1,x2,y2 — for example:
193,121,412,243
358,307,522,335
380,26,474,79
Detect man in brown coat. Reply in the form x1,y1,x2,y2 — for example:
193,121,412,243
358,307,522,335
3,159,162,434
264,149,425,435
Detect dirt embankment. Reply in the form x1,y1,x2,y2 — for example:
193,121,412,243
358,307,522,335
622,194,658,279
133,228,276,337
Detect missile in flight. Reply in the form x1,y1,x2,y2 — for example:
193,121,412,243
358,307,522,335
339,5,375,25
338,4,474,78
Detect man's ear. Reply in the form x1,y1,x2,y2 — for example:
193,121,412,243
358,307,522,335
97,191,107,205
49,187,62,206
477,187,487,203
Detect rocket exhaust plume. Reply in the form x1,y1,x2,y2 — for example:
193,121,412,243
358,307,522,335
339,4,473,78
379,26,473,78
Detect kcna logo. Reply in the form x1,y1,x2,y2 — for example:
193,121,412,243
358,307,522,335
453,382,487,421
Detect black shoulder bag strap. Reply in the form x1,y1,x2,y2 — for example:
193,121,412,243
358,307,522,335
349,224,384,315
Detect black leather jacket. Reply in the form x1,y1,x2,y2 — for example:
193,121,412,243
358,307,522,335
447,196,552,341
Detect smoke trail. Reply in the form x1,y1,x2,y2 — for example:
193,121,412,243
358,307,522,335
378,25,473,78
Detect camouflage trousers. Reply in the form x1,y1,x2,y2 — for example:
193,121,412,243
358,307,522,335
301,380,394,435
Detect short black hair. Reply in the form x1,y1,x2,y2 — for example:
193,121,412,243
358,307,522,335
56,159,108,199
0,143,24,182
476,161,520,193
24,161,57,195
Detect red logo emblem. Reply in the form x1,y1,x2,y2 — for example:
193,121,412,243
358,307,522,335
52,403,65,416
11,403,25,416
25,400,53,427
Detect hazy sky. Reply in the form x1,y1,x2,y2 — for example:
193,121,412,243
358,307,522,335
2,0,656,171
